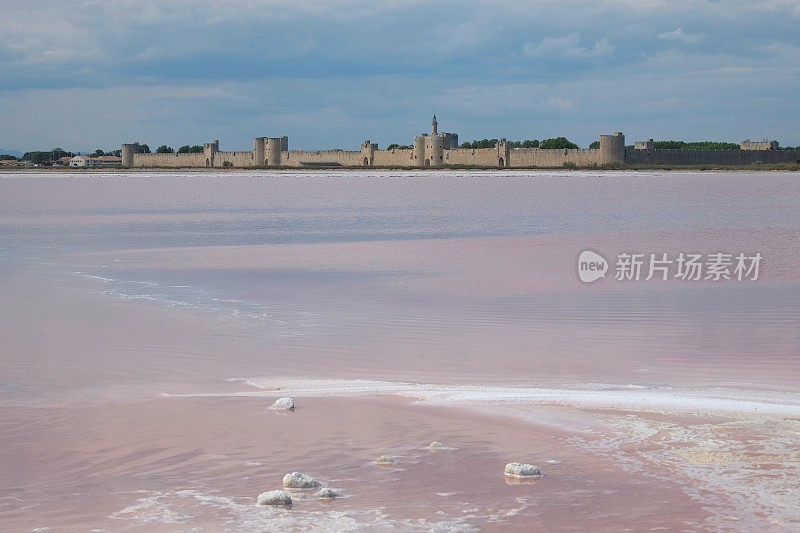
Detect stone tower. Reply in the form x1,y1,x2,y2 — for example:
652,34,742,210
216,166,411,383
432,114,438,135
203,140,219,168
121,144,135,167
599,132,625,166
361,140,377,166
253,137,265,167
265,138,283,167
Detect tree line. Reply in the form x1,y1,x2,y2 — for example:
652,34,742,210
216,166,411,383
461,137,580,149
153,145,204,154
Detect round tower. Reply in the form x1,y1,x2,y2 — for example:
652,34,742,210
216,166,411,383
121,144,135,167
265,138,282,167
599,132,625,166
429,135,444,166
253,137,265,167
432,114,438,135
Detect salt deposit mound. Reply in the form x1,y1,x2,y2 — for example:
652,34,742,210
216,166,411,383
504,462,542,478
269,397,295,411
257,490,292,506
283,472,320,489
373,455,394,465
314,487,342,499
428,441,447,450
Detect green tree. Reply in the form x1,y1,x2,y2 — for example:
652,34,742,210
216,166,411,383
92,149,105,157
23,151,52,164
178,145,204,153
540,137,579,150
460,139,499,149
0,154,18,160
589,141,600,149
510,139,539,148
156,145,174,154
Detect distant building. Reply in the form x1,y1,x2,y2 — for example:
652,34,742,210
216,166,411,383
94,155,122,166
69,155,121,167
69,155,92,167
740,139,779,150
411,114,460,167
120,116,798,168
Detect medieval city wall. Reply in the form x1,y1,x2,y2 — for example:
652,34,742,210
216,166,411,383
124,125,795,169
447,148,500,167
210,151,254,167
284,150,363,167
508,148,601,168
132,153,205,167
626,149,800,166
372,149,414,166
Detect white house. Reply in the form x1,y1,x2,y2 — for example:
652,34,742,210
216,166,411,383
69,155,93,167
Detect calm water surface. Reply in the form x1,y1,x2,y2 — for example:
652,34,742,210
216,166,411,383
2,170,798,391
1,170,799,531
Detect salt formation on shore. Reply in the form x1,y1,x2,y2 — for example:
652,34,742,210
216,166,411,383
283,472,320,489
504,462,542,478
373,455,394,465
256,490,292,506
269,397,295,411
314,487,342,499
428,441,447,450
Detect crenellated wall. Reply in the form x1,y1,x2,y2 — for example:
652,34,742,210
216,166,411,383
132,153,206,167
284,150,363,167
626,149,800,166
508,148,601,168
122,123,795,169
372,148,414,166
447,148,501,167
212,151,254,167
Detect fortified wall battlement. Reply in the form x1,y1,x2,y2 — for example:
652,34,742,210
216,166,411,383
122,117,797,169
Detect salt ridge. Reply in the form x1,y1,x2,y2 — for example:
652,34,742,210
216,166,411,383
166,378,800,417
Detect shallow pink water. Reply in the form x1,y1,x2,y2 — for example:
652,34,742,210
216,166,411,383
1,170,799,531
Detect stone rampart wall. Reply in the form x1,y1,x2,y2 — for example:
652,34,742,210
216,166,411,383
447,148,499,166
626,149,800,166
132,153,205,167
372,149,414,166
508,148,601,168
285,150,363,167
212,151,254,167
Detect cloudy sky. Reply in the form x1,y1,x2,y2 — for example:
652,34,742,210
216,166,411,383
1,0,799,153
